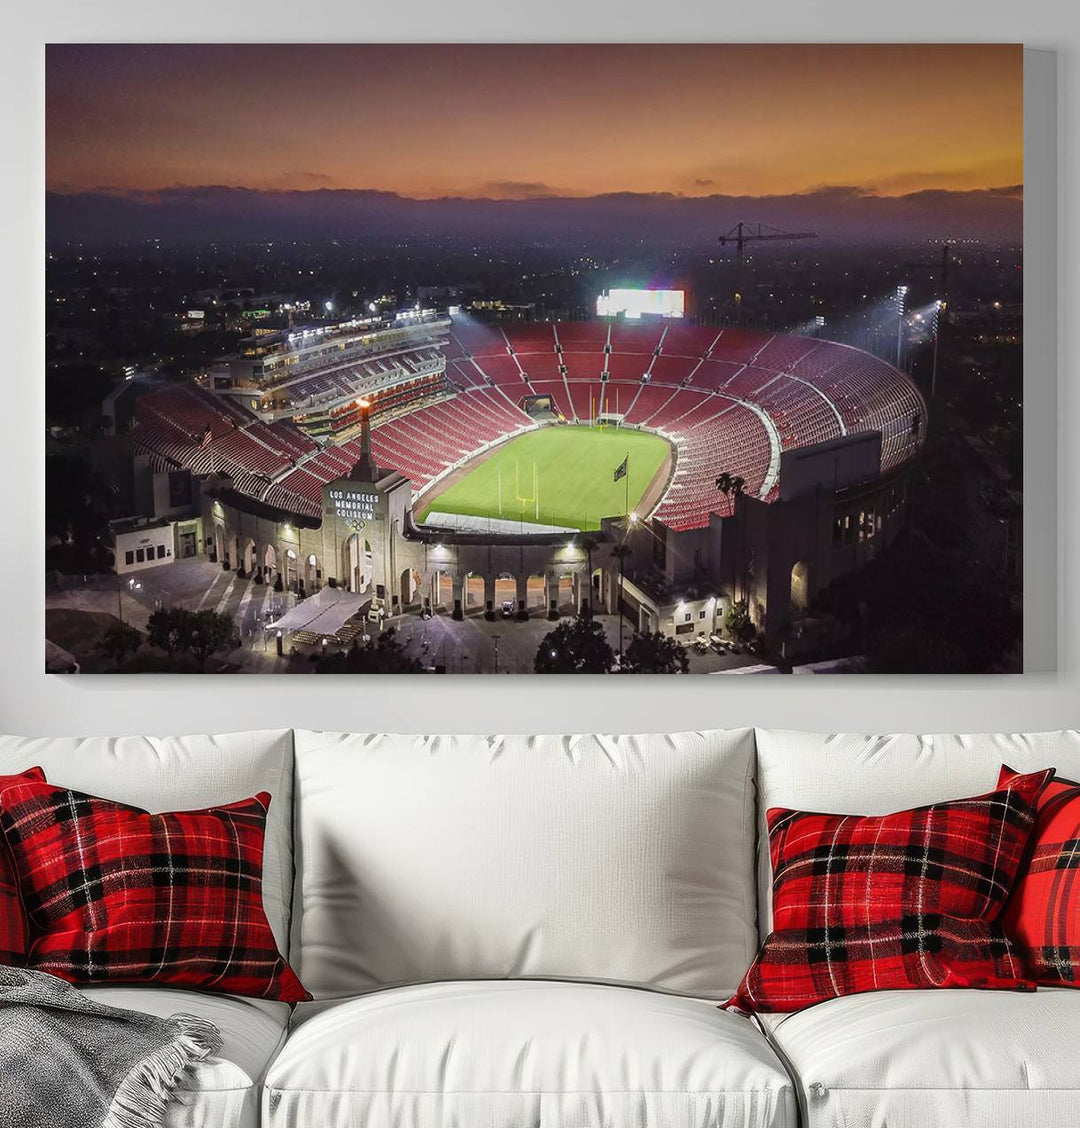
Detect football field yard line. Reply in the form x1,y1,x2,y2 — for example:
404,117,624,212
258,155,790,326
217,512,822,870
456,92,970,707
419,425,669,532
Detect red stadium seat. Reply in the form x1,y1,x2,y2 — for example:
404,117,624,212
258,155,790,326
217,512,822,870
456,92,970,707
131,324,925,533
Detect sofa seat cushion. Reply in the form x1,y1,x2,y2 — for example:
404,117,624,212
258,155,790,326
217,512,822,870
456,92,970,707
264,980,796,1128
758,988,1080,1128
80,985,290,1128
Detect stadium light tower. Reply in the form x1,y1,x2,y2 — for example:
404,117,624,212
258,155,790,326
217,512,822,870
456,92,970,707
895,285,908,367
903,241,960,397
931,299,944,398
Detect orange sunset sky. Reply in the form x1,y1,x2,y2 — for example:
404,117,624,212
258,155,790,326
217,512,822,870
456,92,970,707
46,43,1022,199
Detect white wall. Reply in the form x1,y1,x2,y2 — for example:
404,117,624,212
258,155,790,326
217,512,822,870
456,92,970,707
2,1,1074,736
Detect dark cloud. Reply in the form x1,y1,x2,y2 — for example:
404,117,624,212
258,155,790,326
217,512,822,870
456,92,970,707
476,180,558,199
45,183,1022,248
797,185,866,199
259,171,336,189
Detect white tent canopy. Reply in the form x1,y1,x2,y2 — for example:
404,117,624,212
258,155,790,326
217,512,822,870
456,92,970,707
268,588,368,637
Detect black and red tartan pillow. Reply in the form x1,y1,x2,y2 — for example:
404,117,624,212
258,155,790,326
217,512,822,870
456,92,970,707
1000,765,1080,987
0,768,46,964
726,767,1052,1014
0,773,309,1002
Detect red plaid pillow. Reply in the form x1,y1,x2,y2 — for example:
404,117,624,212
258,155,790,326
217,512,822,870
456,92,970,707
0,769,47,964
1000,765,1080,986
727,768,1051,1014
0,774,308,1002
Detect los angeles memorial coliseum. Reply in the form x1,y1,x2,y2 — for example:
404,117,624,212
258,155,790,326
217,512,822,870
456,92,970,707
126,308,926,648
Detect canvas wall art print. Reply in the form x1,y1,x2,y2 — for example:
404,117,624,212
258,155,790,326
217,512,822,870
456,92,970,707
45,44,1023,674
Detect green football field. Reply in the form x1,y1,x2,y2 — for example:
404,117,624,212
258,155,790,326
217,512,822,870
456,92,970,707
419,426,670,531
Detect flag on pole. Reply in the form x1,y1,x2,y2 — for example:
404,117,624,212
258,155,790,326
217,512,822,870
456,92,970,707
613,455,628,483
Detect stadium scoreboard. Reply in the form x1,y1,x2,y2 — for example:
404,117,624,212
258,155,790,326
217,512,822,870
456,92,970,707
596,288,685,320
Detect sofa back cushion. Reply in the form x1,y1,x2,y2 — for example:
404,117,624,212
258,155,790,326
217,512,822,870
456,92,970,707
292,730,757,1000
754,729,1080,933
0,731,295,957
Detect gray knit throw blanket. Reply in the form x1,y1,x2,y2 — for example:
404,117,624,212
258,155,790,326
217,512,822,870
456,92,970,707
0,966,222,1128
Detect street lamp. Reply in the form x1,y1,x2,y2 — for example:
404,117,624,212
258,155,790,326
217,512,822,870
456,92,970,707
117,577,141,624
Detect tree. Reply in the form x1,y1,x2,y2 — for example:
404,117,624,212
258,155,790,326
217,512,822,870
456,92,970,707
99,622,142,669
185,608,240,669
146,607,186,657
621,630,689,674
725,599,756,643
147,606,238,668
716,472,747,498
316,627,424,674
535,614,615,673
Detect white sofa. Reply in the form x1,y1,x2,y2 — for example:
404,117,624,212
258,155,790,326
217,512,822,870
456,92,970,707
1,727,1078,1128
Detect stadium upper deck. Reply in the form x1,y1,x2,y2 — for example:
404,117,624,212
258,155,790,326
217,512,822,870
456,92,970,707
209,313,451,428
132,318,926,533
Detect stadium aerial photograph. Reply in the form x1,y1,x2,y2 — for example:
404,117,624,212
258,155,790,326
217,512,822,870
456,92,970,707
44,43,1023,674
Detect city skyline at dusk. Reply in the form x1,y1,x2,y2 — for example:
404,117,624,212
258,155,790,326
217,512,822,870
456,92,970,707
47,44,1022,202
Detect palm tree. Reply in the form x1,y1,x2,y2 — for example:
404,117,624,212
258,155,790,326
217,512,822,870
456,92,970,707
716,471,748,604
580,534,599,615
610,541,633,660
716,472,747,498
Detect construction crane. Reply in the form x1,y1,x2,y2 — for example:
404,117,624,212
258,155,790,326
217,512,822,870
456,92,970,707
717,222,818,306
